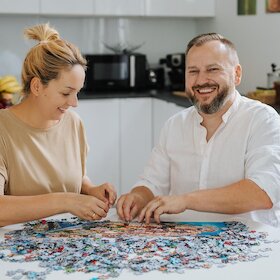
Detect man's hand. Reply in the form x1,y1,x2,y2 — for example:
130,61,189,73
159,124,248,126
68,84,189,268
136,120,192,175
138,195,187,224
116,186,154,222
87,183,117,207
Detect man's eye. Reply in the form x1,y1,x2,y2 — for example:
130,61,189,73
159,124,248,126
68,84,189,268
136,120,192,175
208,68,219,72
188,70,199,75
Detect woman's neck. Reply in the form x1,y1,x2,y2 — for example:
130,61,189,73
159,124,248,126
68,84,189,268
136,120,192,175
9,99,58,129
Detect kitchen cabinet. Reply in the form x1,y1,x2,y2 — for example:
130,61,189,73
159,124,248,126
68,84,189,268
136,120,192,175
74,97,152,195
74,99,120,191
120,98,152,194
0,0,215,17
40,0,93,16
93,0,145,17
145,0,215,17
0,0,40,14
152,98,185,146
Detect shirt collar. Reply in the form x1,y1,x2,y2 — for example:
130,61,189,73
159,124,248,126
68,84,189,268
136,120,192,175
221,90,241,123
193,90,241,124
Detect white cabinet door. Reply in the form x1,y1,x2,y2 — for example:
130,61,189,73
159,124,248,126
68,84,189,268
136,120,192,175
74,99,120,194
152,99,184,146
40,0,93,16
93,0,145,16
145,0,215,17
0,0,40,14
120,98,152,194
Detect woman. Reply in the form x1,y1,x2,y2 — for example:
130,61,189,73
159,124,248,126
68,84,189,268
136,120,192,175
0,23,116,226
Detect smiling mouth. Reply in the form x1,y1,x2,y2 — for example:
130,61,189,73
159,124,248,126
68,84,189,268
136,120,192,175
58,107,66,113
193,85,218,95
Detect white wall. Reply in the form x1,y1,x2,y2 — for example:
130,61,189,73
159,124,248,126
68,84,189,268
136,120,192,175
2,1,277,95
196,0,280,94
0,14,196,80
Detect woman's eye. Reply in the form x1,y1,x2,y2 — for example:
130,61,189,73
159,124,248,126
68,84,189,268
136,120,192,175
61,92,70,96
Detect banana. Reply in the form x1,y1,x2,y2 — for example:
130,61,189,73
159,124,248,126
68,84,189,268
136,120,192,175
0,75,21,93
0,81,20,93
3,85,22,93
0,75,17,88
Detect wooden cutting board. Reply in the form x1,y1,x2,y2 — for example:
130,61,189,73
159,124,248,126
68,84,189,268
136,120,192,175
172,91,186,97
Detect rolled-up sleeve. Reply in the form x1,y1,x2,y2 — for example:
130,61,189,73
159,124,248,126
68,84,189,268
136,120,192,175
245,109,280,205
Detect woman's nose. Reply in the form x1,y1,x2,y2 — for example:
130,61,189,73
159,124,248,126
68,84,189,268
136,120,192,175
68,95,78,107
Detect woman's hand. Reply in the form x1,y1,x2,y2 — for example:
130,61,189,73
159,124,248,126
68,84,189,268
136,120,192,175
87,182,117,207
66,193,110,221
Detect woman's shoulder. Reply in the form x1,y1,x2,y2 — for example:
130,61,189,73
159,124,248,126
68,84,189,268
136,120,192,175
0,109,13,129
62,110,84,129
63,110,82,122
0,108,10,118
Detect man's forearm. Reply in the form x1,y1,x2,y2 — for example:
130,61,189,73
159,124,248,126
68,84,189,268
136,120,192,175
131,186,155,205
183,179,273,214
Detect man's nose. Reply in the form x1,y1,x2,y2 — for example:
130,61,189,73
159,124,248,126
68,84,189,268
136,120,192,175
195,71,209,84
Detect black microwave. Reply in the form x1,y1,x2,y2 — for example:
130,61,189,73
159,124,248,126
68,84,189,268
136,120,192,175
84,53,147,92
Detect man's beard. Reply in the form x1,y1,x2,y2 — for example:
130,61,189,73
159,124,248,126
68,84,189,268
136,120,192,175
187,85,229,114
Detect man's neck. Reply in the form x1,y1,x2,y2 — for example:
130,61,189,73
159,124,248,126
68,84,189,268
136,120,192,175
200,91,236,141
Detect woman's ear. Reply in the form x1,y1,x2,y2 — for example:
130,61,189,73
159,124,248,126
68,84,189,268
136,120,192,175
30,77,42,96
234,64,242,86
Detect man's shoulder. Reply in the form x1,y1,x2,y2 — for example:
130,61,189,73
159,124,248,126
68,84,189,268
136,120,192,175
168,106,194,120
240,95,279,118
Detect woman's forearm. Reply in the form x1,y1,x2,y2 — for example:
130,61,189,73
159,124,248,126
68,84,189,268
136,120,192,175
0,193,73,227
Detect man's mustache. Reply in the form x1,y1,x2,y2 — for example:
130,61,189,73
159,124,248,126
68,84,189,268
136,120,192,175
192,83,218,91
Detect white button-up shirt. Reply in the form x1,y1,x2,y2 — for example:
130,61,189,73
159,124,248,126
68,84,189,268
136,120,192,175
134,92,280,227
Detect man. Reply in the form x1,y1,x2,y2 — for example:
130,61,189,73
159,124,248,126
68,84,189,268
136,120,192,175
116,33,280,227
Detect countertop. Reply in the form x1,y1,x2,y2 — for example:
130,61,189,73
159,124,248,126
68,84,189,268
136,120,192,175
79,89,193,108
1,209,280,280
78,89,280,113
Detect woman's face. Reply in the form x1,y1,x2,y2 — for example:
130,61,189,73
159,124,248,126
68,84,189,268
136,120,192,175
37,64,85,121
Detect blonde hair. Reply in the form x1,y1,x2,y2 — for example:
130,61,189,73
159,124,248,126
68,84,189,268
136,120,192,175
22,23,87,95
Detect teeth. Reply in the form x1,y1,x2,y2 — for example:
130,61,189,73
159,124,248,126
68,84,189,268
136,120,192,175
198,88,214,93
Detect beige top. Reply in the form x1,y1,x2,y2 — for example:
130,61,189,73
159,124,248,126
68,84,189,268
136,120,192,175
0,109,88,195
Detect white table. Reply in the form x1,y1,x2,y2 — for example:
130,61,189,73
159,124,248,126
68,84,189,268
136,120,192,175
0,209,280,280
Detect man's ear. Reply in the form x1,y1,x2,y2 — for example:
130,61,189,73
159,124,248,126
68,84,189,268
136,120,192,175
234,64,242,86
30,77,42,96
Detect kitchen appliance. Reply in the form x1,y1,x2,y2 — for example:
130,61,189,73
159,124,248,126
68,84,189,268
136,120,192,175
161,53,185,91
84,53,147,92
267,63,280,89
146,67,165,90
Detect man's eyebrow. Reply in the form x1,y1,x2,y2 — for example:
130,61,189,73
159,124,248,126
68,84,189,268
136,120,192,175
187,66,198,69
207,64,220,67
187,64,220,69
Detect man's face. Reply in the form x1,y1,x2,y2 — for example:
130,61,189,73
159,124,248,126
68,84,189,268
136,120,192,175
185,41,241,114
